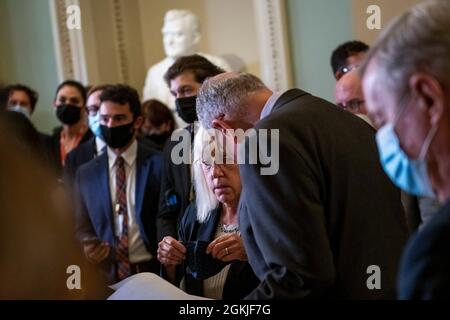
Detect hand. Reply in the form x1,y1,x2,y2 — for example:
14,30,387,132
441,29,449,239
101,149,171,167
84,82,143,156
157,236,186,266
83,242,110,264
206,233,247,262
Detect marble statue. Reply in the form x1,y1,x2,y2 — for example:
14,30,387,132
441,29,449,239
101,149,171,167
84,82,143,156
143,9,231,127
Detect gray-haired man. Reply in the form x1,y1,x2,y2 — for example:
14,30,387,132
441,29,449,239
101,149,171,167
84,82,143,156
360,0,450,299
197,72,409,299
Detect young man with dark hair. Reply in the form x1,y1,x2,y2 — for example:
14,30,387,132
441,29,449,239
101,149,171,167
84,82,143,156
74,84,162,284
164,54,225,92
331,40,369,80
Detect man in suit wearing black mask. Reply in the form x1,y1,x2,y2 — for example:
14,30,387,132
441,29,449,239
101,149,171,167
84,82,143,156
74,84,162,284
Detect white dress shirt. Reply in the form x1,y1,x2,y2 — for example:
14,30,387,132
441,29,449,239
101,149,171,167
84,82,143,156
107,140,152,264
260,92,283,120
95,137,106,156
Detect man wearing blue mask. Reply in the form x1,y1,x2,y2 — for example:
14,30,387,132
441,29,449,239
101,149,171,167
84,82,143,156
0,84,50,150
360,0,450,299
2,84,38,119
63,85,110,189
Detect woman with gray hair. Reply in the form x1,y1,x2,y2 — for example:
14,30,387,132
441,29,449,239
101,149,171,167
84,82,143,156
157,126,258,299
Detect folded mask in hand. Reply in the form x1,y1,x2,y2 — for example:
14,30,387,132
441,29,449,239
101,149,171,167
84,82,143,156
182,240,230,280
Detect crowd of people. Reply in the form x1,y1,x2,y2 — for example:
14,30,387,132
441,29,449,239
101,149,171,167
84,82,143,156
0,0,449,300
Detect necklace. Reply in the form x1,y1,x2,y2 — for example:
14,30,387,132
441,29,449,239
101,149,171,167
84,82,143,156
219,223,239,233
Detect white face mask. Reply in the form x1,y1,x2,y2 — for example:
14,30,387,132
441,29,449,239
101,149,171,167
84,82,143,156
8,104,31,119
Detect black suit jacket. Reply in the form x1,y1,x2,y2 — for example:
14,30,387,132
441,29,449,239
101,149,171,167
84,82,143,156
63,137,97,188
156,125,194,242
44,126,93,179
179,203,259,299
74,141,162,284
398,199,450,299
239,89,409,299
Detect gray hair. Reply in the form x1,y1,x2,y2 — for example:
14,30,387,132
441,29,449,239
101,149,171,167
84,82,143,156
192,126,219,223
360,0,450,103
164,9,199,33
196,73,267,128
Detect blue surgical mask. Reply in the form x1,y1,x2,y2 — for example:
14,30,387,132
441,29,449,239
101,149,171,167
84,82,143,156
88,113,103,140
376,122,438,198
8,104,31,119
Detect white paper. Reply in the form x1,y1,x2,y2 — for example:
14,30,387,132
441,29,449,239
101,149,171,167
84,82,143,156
108,272,211,300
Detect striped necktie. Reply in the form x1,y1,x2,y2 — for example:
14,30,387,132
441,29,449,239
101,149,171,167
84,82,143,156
115,156,130,280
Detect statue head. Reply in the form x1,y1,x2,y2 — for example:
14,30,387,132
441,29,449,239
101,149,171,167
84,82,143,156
161,9,201,59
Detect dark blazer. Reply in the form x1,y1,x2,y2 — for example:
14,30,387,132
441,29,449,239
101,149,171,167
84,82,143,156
44,126,93,179
398,199,450,299
179,203,259,299
239,89,409,299
156,125,194,242
63,137,97,188
74,141,162,283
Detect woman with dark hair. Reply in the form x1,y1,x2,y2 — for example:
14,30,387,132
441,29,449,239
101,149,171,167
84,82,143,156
44,80,92,179
140,99,176,150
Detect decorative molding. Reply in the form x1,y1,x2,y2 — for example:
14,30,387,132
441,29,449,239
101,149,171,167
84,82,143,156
112,0,129,84
49,0,64,83
253,0,292,92
49,0,88,84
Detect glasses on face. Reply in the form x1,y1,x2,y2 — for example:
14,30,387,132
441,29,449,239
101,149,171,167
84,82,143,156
87,105,100,117
336,64,360,80
338,99,365,113
200,155,236,169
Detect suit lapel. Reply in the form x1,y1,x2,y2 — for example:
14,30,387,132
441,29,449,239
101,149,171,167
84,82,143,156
198,206,221,241
95,153,115,243
89,137,97,158
135,143,150,222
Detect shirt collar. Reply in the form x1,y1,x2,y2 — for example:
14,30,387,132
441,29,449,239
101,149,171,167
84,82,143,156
95,137,106,155
260,92,282,120
107,139,138,169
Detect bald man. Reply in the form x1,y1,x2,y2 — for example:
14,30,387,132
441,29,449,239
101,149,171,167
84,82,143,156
334,70,375,128
334,70,367,114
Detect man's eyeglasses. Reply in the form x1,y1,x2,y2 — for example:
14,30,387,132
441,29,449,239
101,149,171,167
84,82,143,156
338,99,365,113
336,64,360,80
87,105,100,117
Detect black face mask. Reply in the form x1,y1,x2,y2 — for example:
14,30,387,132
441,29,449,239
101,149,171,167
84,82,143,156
56,104,82,125
100,122,135,149
175,96,198,123
182,240,230,280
